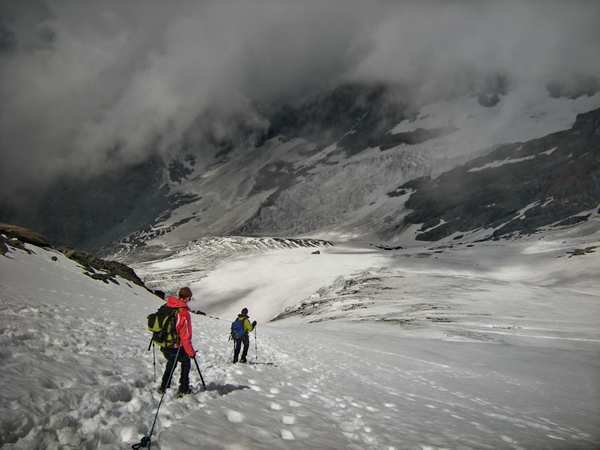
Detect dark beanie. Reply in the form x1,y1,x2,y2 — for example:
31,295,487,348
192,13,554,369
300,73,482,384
241,307,248,315
179,287,192,299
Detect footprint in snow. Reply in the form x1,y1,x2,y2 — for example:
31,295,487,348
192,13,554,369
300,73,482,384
270,402,282,410
501,435,518,444
280,429,295,440
226,410,244,423
282,415,296,425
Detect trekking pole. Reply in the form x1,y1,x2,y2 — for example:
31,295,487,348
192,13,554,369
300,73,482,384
147,336,154,351
152,343,156,383
132,346,181,449
193,356,207,390
254,328,258,363
208,314,224,321
147,337,156,383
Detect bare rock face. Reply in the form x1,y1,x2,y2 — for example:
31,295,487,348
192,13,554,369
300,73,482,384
394,107,600,241
0,223,51,248
60,248,147,288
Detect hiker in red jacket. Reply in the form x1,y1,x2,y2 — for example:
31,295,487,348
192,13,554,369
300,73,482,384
158,287,197,395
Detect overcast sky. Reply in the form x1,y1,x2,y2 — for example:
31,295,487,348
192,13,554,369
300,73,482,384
1,0,599,200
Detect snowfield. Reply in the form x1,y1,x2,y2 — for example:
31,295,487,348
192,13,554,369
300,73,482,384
1,222,599,449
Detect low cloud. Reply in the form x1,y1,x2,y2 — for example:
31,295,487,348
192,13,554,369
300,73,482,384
1,0,599,201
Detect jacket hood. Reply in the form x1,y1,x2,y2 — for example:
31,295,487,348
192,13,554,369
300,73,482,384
166,296,189,309
238,313,248,319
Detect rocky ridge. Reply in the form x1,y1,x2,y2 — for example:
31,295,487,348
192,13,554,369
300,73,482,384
1,223,151,292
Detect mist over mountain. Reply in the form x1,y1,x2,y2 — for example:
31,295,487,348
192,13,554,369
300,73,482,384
1,0,600,251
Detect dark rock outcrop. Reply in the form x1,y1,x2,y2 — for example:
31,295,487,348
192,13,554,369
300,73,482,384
61,248,147,287
0,223,51,247
260,82,412,157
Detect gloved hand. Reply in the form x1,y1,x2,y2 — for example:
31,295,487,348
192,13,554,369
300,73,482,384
252,320,257,327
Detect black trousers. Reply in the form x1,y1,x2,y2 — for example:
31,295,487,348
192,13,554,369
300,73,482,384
233,335,250,362
160,347,190,391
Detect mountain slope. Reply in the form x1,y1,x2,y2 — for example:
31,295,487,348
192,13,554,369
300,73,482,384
2,83,599,254
110,86,600,258
393,107,600,241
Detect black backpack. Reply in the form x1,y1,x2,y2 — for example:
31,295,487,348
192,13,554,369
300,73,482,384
147,305,178,348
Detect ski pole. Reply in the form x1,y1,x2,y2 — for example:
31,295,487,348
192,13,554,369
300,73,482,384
133,346,181,449
193,356,207,390
152,343,156,383
147,336,154,351
191,310,224,321
208,314,224,321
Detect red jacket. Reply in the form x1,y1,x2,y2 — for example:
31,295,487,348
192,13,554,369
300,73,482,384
166,296,196,357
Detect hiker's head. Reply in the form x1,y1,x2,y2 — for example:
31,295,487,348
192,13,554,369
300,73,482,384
179,287,193,301
241,307,248,315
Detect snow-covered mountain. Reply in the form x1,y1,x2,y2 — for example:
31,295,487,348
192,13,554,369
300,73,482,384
3,82,599,257
110,84,600,257
387,106,600,242
2,213,599,449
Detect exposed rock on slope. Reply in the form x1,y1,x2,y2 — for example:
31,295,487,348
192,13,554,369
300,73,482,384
395,107,600,241
1,223,150,290
0,223,51,248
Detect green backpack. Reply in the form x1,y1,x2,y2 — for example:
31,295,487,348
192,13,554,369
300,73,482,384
147,305,179,348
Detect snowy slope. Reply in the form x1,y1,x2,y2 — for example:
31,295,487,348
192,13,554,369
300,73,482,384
127,236,334,294
2,220,599,449
391,90,600,173
388,106,600,243
0,241,160,448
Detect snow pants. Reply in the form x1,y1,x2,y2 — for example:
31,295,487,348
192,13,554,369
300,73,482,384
233,335,250,363
160,347,190,391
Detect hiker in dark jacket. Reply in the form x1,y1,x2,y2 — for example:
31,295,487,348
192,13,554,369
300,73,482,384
158,287,196,395
232,307,256,363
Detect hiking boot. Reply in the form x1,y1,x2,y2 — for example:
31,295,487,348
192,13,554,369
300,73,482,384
239,358,247,363
177,386,192,396
157,386,166,394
